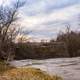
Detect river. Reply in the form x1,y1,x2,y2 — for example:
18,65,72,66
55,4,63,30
9,57,80,80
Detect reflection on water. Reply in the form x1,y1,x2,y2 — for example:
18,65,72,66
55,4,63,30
10,57,80,80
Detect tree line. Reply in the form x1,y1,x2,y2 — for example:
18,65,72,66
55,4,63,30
14,29,80,60
0,1,80,61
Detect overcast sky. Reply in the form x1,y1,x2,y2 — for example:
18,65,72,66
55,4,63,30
0,0,80,41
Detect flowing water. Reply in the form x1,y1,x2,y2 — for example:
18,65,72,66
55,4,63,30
9,57,80,80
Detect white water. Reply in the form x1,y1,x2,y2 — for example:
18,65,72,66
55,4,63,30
9,57,80,80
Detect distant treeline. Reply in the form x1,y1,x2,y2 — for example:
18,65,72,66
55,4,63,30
14,30,80,60
0,29,80,60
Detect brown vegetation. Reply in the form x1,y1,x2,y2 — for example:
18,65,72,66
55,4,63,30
0,0,25,61
0,61,62,80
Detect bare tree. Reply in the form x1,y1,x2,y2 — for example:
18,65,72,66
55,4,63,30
0,0,25,61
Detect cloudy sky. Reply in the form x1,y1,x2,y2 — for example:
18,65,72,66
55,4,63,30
1,0,80,41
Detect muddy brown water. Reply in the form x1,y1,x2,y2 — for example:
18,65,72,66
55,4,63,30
9,57,80,80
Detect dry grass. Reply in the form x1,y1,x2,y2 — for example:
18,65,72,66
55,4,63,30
0,61,14,74
0,61,62,80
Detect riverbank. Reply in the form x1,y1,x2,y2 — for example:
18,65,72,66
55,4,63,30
0,61,62,80
9,57,80,80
